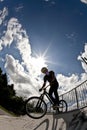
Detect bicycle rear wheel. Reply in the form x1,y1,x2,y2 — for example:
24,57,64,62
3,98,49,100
58,100,67,112
25,96,47,119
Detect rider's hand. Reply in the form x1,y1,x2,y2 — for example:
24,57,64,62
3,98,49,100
39,88,42,92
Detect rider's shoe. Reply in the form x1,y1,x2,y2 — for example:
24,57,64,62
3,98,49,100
56,110,62,114
52,104,59,110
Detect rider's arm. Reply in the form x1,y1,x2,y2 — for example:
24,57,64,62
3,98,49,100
42,76,47,89
39,82,46,92
42,82,46,89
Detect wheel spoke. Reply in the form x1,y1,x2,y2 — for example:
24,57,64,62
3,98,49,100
25,96,47,119
58,100,67,112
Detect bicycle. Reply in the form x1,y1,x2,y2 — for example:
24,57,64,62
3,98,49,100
25,85,67,119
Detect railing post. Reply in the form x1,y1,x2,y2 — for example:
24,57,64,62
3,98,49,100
75,88,79,109
59,80,87,111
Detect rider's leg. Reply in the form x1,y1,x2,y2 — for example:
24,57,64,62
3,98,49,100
49,87,56,104
53,86,60,112
49,86,59,105
53,87,59,105
51,82,59,105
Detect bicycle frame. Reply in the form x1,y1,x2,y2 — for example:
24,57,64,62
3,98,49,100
39,88,54,105
25,86,67,119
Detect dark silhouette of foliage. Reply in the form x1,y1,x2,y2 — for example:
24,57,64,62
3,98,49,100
0,67,26,115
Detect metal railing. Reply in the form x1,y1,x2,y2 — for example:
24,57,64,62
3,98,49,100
60,80,87,111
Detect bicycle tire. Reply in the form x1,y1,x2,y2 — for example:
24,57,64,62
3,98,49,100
58,100,67,112
25,96,47,119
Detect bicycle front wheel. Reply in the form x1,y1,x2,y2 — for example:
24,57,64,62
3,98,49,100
25,96,47,119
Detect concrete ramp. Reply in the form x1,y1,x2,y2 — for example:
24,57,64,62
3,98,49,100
0,108,87,130
53,108,87,130
0,114,66,130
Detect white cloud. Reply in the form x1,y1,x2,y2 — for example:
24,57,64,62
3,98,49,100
80,0,87,4
57,73,87,95
0,0,4,2
65,32,77,42
1,17,87,98
57,74,79,93
0,5,87,99
0,18,17,50
78,43,87,73
5,54,40,98
4,54,42,98
44,0,49,2
15,5,24,12
56,43,87,95
0,7,8,25
44,0,56,5
0,17,45,97
0,57,4,62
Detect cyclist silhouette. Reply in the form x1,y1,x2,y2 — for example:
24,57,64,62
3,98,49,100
39,67,59,108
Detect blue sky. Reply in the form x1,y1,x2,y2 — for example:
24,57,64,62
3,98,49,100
0,0,87,97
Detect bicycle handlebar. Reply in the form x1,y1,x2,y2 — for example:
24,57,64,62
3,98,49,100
39,85,50,92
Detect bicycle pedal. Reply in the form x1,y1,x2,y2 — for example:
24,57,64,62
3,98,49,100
56,111,62,114
52,105,59,109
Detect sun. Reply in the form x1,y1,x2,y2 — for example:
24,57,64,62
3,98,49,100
32,46,52,74
37,56,45,65
36,55,47,68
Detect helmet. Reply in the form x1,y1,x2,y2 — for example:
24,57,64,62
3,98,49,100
41,67,48,73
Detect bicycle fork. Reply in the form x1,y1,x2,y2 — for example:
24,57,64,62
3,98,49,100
36,94,44,109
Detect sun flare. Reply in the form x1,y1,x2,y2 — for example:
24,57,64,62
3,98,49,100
36,55,47,68
37,56,45,63
32,46,52,75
